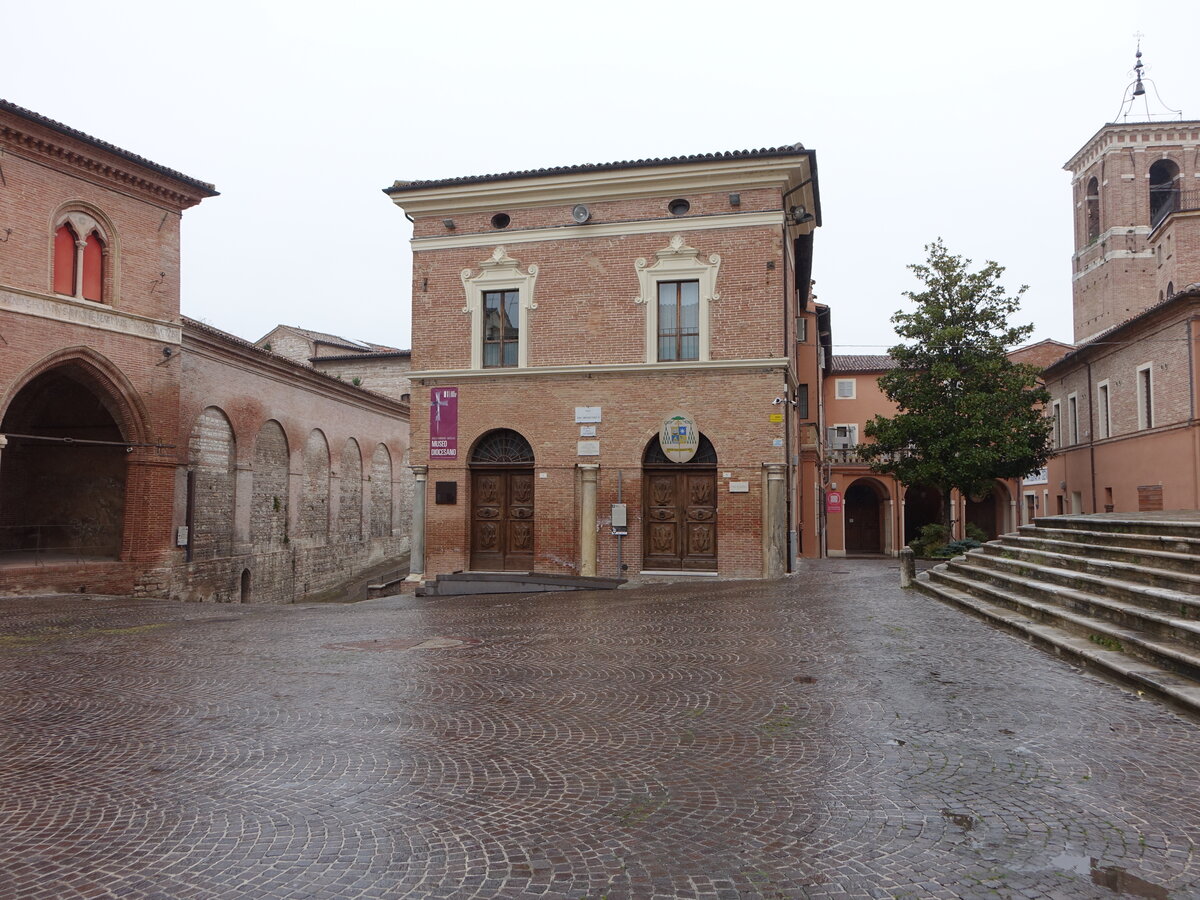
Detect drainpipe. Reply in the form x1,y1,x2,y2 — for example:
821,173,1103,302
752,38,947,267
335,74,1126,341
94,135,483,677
1086,360,1097,513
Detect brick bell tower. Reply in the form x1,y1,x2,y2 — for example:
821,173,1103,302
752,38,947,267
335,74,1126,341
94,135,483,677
1064,43,1199,343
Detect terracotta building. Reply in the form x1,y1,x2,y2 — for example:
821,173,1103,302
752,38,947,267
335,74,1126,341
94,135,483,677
0,99,409,601
388,147,821,581
818,342,1071,557
1042,89,1200,516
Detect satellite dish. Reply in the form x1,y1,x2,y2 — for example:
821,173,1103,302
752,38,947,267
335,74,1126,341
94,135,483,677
571,204,591,224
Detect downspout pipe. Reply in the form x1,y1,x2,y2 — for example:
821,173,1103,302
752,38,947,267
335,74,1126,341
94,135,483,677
1086,360,1097,513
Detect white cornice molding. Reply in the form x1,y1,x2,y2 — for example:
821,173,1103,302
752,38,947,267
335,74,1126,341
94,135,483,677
413,210,782,252
390,156,812,216
409,358,791,381
0,286,180,343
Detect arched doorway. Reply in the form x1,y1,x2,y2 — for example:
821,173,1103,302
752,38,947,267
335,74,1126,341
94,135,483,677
845,479,886,555
0,365,131,560
966,481,1012,540
642,433,718,571
903,484,942,545
239,569,251,603
469,429,534,571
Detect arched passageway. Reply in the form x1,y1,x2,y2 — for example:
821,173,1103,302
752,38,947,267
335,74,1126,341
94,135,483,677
0,366,131,560
903,484,943,545
966,481,1012,540
844,479,887,555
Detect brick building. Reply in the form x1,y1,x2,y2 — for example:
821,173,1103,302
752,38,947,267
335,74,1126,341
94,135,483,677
0,99,409,601
255,324,413,403
388,147,821,580
1043,107,1200,516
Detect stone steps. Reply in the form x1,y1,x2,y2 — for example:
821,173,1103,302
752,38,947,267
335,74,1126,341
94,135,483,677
916,512,1200,716
418,571,626,597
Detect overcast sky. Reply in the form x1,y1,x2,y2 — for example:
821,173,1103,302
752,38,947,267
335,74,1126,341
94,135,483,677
6,0,1195,353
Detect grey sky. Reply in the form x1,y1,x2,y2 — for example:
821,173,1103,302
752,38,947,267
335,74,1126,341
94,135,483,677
6,0,1194,353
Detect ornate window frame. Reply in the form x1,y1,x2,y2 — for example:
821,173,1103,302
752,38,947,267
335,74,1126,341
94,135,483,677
633,235,721,364
51,206,117,304
460,247,539,369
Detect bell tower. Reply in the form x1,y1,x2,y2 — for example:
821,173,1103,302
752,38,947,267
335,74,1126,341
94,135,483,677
1064,44,1199,343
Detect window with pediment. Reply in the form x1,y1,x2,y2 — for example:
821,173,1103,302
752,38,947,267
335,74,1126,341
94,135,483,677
460,247,539,370
633,236,721,364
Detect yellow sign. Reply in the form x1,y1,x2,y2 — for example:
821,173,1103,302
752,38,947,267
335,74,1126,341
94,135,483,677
769,413,783,423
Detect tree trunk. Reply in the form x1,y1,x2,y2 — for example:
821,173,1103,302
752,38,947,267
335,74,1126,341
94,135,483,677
941,488,954,538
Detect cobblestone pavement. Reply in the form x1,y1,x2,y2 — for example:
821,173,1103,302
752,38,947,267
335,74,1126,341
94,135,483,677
2,561,1199,900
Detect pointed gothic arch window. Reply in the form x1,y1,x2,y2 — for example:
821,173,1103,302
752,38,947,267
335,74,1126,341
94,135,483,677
52,210,111,303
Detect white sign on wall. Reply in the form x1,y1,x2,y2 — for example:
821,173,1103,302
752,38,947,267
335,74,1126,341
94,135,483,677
579,425,597,437
577,440,600,456
575,407,602,423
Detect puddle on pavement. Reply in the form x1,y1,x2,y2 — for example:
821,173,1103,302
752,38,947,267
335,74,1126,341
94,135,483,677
793,675,817,684
1049,852,1169,898
939,809,975,830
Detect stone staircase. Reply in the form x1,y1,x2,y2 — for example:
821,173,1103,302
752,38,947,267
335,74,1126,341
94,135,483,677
417,571,626,597
915,513,1200,715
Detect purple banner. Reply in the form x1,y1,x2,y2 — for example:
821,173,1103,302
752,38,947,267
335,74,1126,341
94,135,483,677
429,387,458,459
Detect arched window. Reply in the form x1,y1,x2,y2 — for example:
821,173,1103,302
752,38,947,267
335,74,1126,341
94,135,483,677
1085,177,1100,243
1149,159,1181,228
470,428,534,464
1167,281,1175,297
82,232,105,302
52,211,110,303
53,223,78,295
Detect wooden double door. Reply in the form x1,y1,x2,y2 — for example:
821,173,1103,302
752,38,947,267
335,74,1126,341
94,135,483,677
642,468,717,571
470,468,534,571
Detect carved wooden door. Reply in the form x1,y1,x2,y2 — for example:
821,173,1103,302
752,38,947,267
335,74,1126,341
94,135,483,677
844,484,882,554
471,469,534,571
642,469,717,571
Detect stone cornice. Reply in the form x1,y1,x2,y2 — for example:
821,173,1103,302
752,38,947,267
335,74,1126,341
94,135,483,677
390,156,815,218
1064,120,1200,176
0,286,180,343
412,210,783,252
0,114,218,210
410,358,792,382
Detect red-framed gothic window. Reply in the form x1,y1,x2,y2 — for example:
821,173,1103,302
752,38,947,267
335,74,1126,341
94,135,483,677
52,211,109,303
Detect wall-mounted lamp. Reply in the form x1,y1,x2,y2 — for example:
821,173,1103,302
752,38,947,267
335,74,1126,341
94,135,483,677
442,219,456,230
162,346,173,359
788,205,814,226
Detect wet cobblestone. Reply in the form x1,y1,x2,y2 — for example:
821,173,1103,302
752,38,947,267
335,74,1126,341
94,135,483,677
2,560,1199,898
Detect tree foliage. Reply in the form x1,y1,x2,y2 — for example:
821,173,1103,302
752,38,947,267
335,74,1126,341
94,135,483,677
860,239,1052,530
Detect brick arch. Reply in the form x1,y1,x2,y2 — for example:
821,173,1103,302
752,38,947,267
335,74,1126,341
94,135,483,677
250,420,290,546
187,406,237,560
300,428,331,540
1,346,150,445
337,437,363,542
369,443,392,539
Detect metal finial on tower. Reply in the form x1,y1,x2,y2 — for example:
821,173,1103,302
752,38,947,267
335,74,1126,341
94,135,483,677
1114,35,1183,123
1132,37,1146,96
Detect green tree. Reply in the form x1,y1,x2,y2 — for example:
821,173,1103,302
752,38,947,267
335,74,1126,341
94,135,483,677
860,239,1052,535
